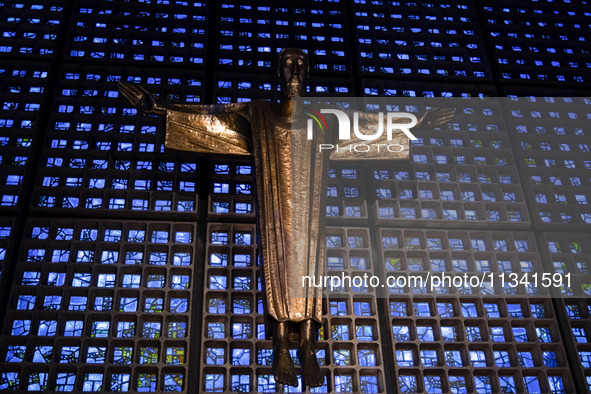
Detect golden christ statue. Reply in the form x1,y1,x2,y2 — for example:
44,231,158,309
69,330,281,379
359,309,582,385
119,48,453,388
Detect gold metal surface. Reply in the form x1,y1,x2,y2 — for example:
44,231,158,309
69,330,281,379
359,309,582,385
163,100,412,324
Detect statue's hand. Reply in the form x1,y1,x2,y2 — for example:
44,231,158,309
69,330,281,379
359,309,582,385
418,107,455,129
117,81,165,115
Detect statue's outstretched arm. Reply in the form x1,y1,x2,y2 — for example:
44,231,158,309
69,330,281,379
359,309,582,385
416,107,455,129
118,81,251,116
118,81,252,156
328,107,455,161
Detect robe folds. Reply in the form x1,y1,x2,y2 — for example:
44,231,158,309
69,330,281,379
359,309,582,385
164,100,409,324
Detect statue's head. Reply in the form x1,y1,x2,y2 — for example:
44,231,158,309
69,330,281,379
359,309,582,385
278,48,309,98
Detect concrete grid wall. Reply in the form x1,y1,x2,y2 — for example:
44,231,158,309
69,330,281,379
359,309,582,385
0,0,590,393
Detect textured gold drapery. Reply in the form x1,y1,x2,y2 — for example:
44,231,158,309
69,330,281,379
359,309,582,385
164,100,410,323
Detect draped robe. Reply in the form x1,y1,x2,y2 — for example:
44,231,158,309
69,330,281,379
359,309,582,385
164,100,410,323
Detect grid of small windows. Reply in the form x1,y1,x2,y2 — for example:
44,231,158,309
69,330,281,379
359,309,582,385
0,219,194,392
380,230,547,297
202,221,386,393
0,63,48,210
326,166,368,220
0,1,64,57
483,1,591,83
504,96,591,226
353,1,490,80
362,80,495,98
381,230,572,392
66,0,207,65
32,66,202,216
391,296,571,393
214,75,354,104
372,100,529,227
324,227,385,393
214,73,277,104
210,161,255,217
0,0,591,393
562,299,591,393
214,1,350,74
202,222,264,393
0,218,14,286
543,233,591,297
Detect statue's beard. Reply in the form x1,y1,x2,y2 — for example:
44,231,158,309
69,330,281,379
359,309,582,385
286,77,305,98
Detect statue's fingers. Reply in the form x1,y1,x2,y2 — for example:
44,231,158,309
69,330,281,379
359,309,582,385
128,85,145,100
436,115,455,124
121,89,146,109
118,87,135,103
119,87,138,104
116,81,130,95
137,84,151,96
117,81,137,95
434,108,453,116
434,112,455,122
118,82,139,100
434,117,455,127
120,82,145,100
118,83,134,97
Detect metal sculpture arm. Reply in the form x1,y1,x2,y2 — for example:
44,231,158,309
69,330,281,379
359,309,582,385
328,107,455,161
118,81,166,115
416,107,455,130
118,81,252,155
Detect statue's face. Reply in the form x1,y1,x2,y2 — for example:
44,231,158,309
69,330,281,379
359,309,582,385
279,49,308,98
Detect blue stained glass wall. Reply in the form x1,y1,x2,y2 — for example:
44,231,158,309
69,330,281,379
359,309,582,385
0,0,591,393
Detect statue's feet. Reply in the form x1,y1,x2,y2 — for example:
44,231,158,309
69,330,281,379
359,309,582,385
297,341,324,388
272,343,298,387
